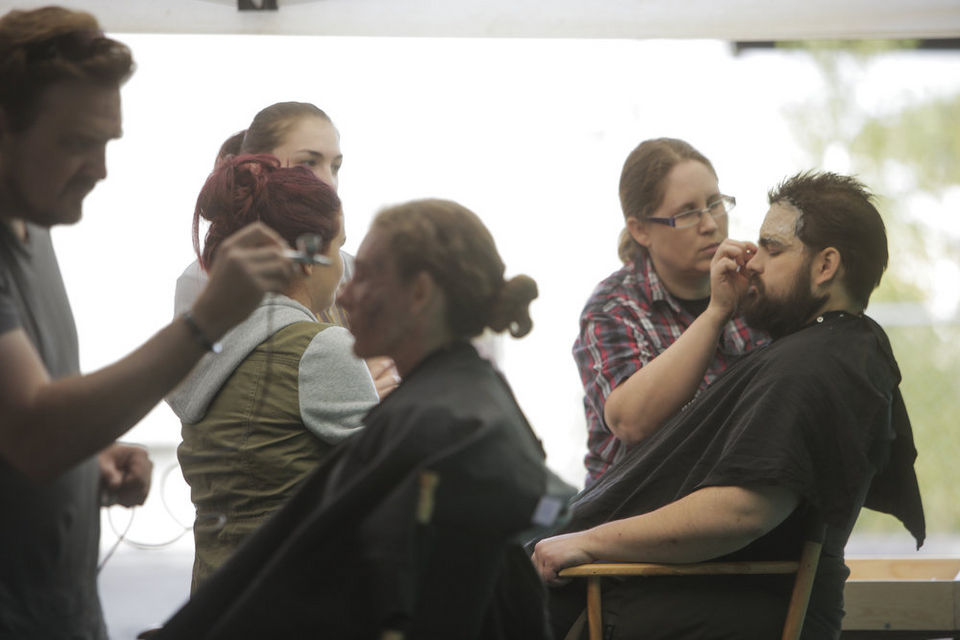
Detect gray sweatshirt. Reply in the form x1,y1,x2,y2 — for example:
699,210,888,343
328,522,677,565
166,294,377,443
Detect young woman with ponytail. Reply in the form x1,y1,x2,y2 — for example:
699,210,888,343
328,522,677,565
155,198,560,639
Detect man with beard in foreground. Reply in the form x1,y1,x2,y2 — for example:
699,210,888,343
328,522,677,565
532,171,926,640
0,8,297,637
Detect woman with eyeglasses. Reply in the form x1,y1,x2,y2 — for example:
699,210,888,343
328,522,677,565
574,138,768,487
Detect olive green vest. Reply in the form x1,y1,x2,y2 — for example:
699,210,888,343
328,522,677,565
178,321,333,592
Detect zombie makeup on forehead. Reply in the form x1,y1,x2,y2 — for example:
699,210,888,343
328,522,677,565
758,202,803,249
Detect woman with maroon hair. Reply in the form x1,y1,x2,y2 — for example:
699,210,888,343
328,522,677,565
167,154,378,592
174,102,341,319
174,102,400,397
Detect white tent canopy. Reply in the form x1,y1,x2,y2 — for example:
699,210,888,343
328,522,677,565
8,0,960,39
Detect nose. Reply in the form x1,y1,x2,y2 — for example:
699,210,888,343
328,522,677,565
698,209,721,233
744,250,762,275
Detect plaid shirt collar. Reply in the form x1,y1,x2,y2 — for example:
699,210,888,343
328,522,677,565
632,253,687,316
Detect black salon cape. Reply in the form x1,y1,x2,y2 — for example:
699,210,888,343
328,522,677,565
155,342,568,640
548,312,925,639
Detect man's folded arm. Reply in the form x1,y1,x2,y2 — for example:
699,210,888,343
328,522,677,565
532,484,799,584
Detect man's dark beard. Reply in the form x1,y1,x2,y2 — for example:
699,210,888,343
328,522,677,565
742,264,827,340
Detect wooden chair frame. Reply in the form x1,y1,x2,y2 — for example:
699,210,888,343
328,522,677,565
558,529,824,640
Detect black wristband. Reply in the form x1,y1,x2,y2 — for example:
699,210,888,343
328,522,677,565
182,311,222,354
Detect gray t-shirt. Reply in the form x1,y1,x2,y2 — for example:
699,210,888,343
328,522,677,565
0,221,106,639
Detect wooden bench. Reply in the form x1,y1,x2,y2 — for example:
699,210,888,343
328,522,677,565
842,557,960,639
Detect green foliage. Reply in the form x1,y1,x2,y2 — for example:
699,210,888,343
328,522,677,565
778,41,957,307
781,42,960,537
871,271,926,304
852,93,960,193
870,219,929,305
854,325,960,534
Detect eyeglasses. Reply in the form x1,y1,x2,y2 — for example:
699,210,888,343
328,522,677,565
646,195,736,229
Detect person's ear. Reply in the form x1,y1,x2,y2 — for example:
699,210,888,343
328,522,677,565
411,270,449,326
408,271,435,312
626,216,652,248
811,246,842,287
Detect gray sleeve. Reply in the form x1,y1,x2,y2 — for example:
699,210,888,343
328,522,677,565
0,234,21,335
174,260,207,317
0,267,19,335
299,325,378,443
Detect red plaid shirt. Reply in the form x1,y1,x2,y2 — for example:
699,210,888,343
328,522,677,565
573,255,768,486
